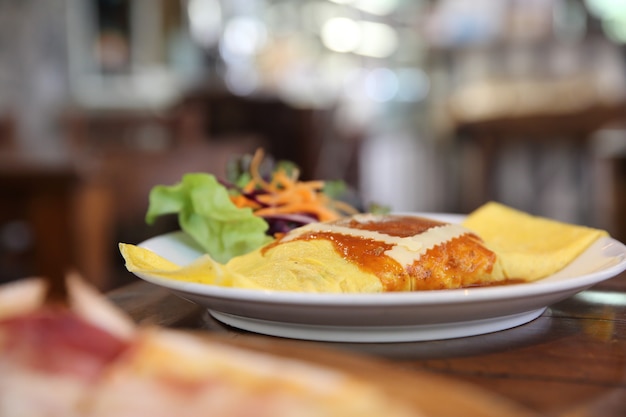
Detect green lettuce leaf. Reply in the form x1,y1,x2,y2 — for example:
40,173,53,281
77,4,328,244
145,173,273,263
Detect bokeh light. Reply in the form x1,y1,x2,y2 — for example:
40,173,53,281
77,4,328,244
365,67,399,102
321,17,361,53
221,16,267,58
187,0,222,48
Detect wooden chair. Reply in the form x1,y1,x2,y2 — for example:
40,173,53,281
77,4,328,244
455,101,626,232
0,114,78,297
63,108,262,290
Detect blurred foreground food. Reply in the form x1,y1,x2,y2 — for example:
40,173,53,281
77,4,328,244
0,276,425,417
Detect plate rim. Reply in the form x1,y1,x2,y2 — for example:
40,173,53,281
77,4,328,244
133,213,626,307
206,307,548,342
129,212,626,341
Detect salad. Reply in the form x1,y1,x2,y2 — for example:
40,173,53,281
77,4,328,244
145,149,386,263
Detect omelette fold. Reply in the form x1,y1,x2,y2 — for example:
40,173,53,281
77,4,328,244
120,202,609,293
463,202,608,281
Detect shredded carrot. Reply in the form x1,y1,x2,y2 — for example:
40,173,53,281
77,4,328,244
230,194,261,210
248,148,271,190
257,184,317,205
229,148,359,222
254,203,340,222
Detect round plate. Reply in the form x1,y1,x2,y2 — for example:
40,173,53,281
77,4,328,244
132,213,626,343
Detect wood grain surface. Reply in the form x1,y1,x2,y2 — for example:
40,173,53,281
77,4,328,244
108,272,626,417
213,334,536,417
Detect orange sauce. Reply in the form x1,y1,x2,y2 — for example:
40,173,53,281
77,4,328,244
298,232,406,290
264,216,447,291
337,216,444,237
263,215,505,291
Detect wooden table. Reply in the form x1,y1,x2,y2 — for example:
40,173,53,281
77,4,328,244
108,272,626,417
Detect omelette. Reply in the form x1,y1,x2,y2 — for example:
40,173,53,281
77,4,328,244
120,202,609,292
224,214,501,291
462,202,608,281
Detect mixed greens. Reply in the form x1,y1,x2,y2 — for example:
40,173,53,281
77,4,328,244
145,149,387,263
146,173,273,264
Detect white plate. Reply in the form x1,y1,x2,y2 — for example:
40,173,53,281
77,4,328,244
131,213,626,343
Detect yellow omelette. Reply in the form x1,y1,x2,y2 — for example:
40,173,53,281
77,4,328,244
120,202,609,292
462,202,608,281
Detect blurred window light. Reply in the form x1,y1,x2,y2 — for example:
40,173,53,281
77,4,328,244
354,21,398,58
187,0,222,48
425,0,504,47
224,65,259,96
277,67,337,109
321,17,361,52
585,0,626,20
303,1,347,34
321,18,398,57
353,0,400,16
328,0,400,15
342,67,369,101
365,67,398,102
396,68,430,102
328,0,355,4
266,1,301,34
221,16,268,57
603,18,626,43
317,52,357,93
394,29,426,63
585,0,626,42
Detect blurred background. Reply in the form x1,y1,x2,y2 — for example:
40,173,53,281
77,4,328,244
1,0,626,291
